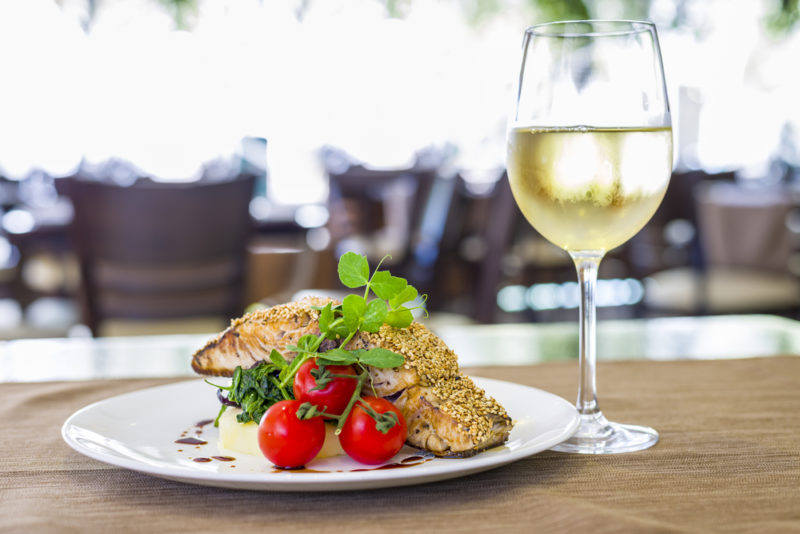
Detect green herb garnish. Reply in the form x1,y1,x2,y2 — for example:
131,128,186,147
207,252,424,432
207,358,292,426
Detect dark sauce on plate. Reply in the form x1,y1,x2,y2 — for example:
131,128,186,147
271,455,431,474
192,456,236,463
350,455,429,472
176,419,432,474
175,437,208,445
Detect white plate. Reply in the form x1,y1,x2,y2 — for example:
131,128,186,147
62,377,579,491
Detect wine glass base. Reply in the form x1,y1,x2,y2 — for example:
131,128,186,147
551,411,658,454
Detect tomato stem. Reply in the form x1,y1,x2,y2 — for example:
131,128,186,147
334,370,369,435
356,399,399,434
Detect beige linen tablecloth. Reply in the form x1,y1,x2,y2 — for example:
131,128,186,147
2,357,798,533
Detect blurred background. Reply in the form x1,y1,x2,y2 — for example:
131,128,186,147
1,0,799,338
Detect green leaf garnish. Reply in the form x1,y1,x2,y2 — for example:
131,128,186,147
389,286,418,309
338,251,370,288
318,302,336,339
296,334,320,352
358,347,405,369
370,270,408,301
342,294,367,331
269,349,287,368
386,307,414,328
361,299,388,332
317,347,358,365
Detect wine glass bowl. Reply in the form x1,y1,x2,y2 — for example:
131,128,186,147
507,20,672,454
507,126,672,252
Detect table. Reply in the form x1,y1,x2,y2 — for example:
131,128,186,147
4,314,800,382
1,318,799,532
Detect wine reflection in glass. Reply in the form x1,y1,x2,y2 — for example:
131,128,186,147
506,20,672,453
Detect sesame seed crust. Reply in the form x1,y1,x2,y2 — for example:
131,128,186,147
231,296,327,331
203,296,328,350
363,323,511,447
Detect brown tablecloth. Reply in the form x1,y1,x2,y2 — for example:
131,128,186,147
2,357,799,533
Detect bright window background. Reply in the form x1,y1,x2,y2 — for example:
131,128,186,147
0,0,798,204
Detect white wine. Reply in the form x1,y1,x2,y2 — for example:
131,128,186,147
507,126,672,252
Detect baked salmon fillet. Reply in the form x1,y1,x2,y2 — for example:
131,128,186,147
192,297,513,457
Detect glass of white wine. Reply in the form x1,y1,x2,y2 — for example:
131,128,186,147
507,20,672,453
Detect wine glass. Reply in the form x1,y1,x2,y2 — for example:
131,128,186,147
506,20,672,453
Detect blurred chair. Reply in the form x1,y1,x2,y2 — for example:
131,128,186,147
429,173,574,323
471,174,524,323
644,179,800,315
626,170,721,281
65,174,255,335
1,173,78,322
244,241,325,307
424,173,502,318
325,162,437,281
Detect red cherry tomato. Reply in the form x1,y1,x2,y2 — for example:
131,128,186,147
257,400,325,468
293,359,358,416
339,396,407,465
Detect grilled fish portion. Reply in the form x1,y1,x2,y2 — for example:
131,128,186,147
191,297,513,457
191,297,329,376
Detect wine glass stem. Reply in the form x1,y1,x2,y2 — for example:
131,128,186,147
570,251,604,416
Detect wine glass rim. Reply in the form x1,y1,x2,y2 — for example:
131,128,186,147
525,19,655,38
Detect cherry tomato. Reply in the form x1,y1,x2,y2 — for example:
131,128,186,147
293,359,358,416
257,400,325,468
339,396,407,465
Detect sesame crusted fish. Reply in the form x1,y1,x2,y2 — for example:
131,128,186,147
191,297,513,457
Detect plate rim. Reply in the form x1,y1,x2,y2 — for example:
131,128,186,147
62,376,579,491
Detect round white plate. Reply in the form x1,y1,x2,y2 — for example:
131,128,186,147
62,377,579,491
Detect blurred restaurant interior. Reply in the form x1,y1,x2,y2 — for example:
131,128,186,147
1,0,800,339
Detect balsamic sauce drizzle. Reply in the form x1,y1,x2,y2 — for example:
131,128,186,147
176,419,433,473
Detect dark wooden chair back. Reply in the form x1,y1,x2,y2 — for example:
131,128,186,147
326,164,437,278
65,175,255,334
428,173,524,322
